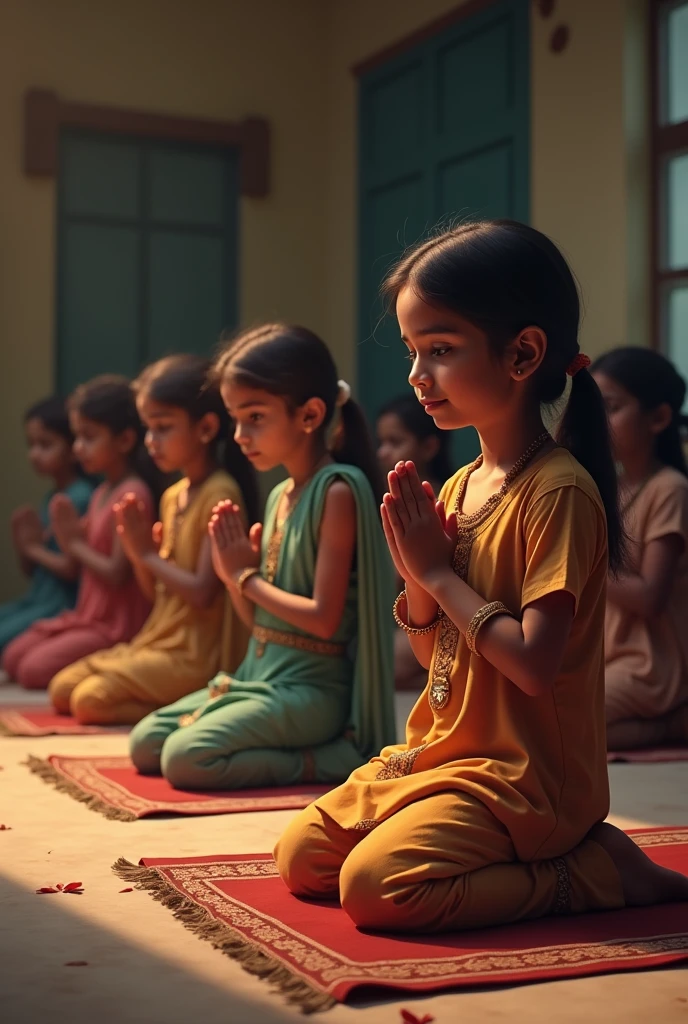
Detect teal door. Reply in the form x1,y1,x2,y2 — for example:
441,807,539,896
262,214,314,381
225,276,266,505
358,0,530,465
56,131,239,395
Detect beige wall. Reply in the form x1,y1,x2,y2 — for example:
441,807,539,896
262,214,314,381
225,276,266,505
0,0,649,602
0,0,329,600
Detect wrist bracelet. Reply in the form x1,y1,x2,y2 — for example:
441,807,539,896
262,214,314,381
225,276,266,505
393,590,443,635
234,567,261,594
465,601,511,656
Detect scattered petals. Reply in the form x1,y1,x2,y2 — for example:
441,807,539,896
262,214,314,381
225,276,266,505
0,824,12,830
36,881,84,895
400,1012,434,1024
119,887,133,893
64,961,88,967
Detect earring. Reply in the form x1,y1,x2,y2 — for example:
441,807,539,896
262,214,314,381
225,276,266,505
516,369,523,376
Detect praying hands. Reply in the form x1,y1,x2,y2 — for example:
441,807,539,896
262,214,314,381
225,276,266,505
114,492,156,562
208,500,262,590
381,460,457,588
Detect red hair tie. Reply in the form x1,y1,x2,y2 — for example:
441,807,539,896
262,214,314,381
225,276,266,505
566,352,591,377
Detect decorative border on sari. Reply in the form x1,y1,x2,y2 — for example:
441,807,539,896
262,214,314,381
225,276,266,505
252,625,346,658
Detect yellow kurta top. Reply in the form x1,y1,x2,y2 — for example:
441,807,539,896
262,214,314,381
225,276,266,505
315,448,610,862
85,470,249,703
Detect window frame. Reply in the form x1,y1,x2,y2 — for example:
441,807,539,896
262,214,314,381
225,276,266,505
651,0,688,350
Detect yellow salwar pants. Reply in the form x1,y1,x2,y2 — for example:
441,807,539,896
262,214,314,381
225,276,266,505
275,791,625,933
49,661,157,725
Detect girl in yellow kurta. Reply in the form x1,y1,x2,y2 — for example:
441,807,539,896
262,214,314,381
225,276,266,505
49,355,258,725
276,220,688,933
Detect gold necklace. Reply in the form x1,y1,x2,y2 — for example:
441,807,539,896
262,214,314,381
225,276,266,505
455,431,553,525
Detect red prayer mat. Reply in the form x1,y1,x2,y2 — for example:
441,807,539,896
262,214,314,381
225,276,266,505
0,706,129,736
26,754,330,821
113,826,688,1012
608,747,688,763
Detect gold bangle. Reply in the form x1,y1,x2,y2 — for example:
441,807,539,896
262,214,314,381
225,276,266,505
465,601,511,656
234,567,261,594
393,590,443,635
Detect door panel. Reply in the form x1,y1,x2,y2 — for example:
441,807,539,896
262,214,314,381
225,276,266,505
147,233,227,358
58,224,140,391
437,142,513,220
57,132,238,394
358,0,529,469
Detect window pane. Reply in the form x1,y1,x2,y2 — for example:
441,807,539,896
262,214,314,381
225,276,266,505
667,1,688,125
667,284,688,407
666,153,688,269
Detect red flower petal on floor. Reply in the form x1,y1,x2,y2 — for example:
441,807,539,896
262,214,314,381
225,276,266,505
0,825,12,830
400,1011,434,1024
56,883,64,890
36,887,59,894
63,882,84,893
64,961,88,967
119,888,133,893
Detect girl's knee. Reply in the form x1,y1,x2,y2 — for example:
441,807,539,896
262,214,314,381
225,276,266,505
49,670,75,714
160,731,207,790
16,653,51,691
339,844,402,930
70,681,109,724
273,809,335,898
129,715,163,775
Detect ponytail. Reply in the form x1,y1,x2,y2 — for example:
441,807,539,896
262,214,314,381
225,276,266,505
656,415,688,477
333,398,384,505
556,369,625,574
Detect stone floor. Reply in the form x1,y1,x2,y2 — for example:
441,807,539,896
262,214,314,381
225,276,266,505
1,686,687,1024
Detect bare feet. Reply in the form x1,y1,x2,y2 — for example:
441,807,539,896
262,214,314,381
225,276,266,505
589,821,688,906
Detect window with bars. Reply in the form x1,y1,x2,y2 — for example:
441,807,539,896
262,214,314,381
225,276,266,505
654,0,688,390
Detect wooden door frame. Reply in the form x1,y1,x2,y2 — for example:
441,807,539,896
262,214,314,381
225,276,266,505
23,89,270,199
352,0,503,77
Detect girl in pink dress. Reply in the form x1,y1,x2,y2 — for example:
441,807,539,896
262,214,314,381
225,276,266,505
3,376,158,690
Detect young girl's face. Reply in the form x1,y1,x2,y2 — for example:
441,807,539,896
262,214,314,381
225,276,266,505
221,381,308,473
377,413,430,476
593,371,663,466
70,410,125,476
25,418,73,479
137,395,205,474
396,286,514,434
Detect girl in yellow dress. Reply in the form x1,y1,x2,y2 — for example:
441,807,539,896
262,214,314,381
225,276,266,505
49,355,258,725
275,220,688,933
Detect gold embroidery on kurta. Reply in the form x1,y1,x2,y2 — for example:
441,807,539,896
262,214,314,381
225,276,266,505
375,744,427,780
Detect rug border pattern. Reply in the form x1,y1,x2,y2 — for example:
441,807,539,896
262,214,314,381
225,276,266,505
48,755,328,816
144,828,688,998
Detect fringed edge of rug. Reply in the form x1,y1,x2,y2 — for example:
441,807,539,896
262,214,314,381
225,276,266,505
24,755,137,822
112,857,336,1014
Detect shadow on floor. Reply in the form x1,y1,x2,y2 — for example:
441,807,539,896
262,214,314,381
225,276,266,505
0,872,295,1024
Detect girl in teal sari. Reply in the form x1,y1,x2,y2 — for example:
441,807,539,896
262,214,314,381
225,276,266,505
130,324,395,789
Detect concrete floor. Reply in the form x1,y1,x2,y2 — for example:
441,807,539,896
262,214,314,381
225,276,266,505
2,687,687,1024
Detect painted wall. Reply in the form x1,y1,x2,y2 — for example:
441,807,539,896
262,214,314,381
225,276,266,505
324,0,650,380
0,0,329,600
